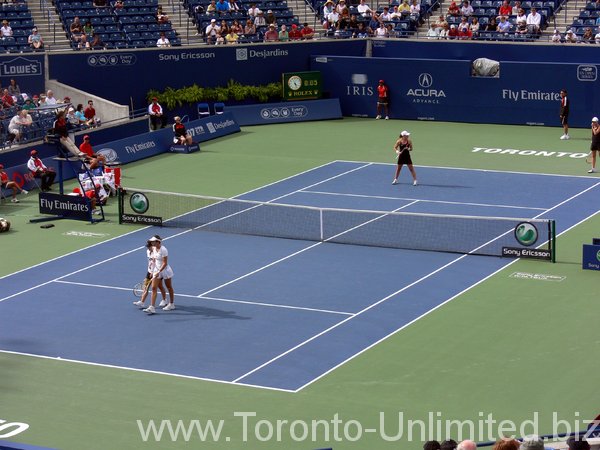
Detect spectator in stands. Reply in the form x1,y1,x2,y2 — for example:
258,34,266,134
595,30,600,44
390,5,403,20
347,14,360,31
439,22,449,38
278,24,289,41
459,24,472,38
567,435,591,450
84,100,98,125
1,20,13,38
254,11,266,27
225,28,239,43
512,0,521,15
518,435,546,450
448,1,460,16
486,17,497,31
38,93,47,106
0,164,28,202
581,27,594,43
247,3,261,17
93,0,107,7
156,6,170,24
156,31,171,47
323,0,335,27
114,0,124,10
22,98,35,111
75,104,93,127
264,23,279,41
229,0,241,11
205,19,221,44
327,7,341,30
266,9,277,25
469,17,480,35
409,0,420,21
215,0,230,14
83,20,94,37
7,109,32,144
550,28,561,42
215,31,225,44
516,8,527,29
448,24,459,38
244,19,256,35
66,106,80,128
460,0,474,17
515,19,528,35
353,21,369,37
398,0,411,16
457,16,469,32
206,0,217,13
148,97,166,130
7,79,20,97
289,23,302,39
424,441,441,450
596,15,600,26
219,19,230,36
377,5,390,20
336,0,348,15
497,15,511,33
70,17,83,42
435,14,448,32
564,29,578,43
357,0,372,17
172,116,193,145
456,440,477,450
426,22,439,38
492,438,519,450
28,27,44,50
441,439,458,450
231,19,243,34
1,88,14,108
498,0,511,16
79,33,91,50
90,32,105,49
374,21,389,37
45,90,57,106
301,22,315,38
526,7,541,34
27,150,55,192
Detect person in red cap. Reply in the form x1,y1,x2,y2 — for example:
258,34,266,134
376,79,389,120
0,163,28,202
148,97,166,131
288,23,302,40
27,149,56,191
79,135,106,169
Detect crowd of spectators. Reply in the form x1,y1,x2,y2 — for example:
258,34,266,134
422,434,592,450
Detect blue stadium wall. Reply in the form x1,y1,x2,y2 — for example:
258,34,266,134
43,40,599,127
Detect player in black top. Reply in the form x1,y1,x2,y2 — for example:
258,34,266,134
172,116,193,145
589,117,600,173
559,89,570,140
392,130,417,186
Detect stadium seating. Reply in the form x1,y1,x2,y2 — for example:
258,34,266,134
0,2,40,53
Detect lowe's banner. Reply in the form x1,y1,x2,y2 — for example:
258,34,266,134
311,56,600,128
0,54,45,95
225,99,341,126
47,41,366,107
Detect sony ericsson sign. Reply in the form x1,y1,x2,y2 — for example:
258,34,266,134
0,56,42,77
502,222,552,261
121,192,162,225
39,192,92,221
406,73,446,104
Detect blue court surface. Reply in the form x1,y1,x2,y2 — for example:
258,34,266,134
1,161,599,392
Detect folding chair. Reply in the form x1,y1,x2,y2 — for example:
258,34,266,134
213,102,225,114
197,102,210,118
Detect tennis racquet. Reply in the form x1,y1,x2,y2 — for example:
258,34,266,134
586,151,593,164
133,278,151,297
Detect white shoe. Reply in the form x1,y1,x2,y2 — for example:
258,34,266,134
11,198,19,203
143,305,156,314
375,115,381,120
92,209,101,215
392,179,398,185
588,168,597,173
560,134,566,140
163,303,175,311
413,180,418,186
158,300,168,307
564,134,570,140
385,116,389,120
21,189,28,195
133,300,145,308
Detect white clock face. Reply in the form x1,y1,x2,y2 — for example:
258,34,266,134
288,75,302,91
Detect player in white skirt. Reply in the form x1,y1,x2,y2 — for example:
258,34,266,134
143,236,175,315
133,237,167,309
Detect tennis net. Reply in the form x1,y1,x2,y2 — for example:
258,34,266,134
118,188,556,261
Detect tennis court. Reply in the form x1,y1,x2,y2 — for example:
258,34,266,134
1,160,597,394
2,118,600,449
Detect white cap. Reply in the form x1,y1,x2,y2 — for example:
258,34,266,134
593,117,599,122
211,18,216,22
148,236,161,242
400,130,410,136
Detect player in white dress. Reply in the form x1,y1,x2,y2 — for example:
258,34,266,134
143,236,175,314
133,237,167,309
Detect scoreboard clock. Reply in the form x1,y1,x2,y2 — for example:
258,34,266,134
282,71,322,101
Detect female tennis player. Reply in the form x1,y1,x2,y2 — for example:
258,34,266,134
588,116,599,173
392,130,418,186
143,236,175,315
133,237,167,309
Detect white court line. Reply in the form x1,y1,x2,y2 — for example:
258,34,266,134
336,159,600,179
302,190,548,211
0,349,296,394
232,182,600,385
294,204,600,392
54,280,353,316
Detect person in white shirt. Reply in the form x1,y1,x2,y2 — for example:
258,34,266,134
0,19,12,38
551,29,561,42
357,0,372,17
374,21,388,37
45,90,57,105
595,31,600,44
8,109,32,144
205,18,221,44
156,32,170,47
247,3,262,17
254,11,266,27
511,0,521,15
143,236,175,314
379,6,392,21
133,237,168,310
460,0,473,17
390,5,402,19
27,149,56,191
426,23,439,39
409,0,420,16
526,7,541,34
564,29,578,43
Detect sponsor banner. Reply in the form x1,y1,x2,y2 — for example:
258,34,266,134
169,143,201,154
0,54,45,95
310,56,600,127
582,243,600,271
47,41,366,106
120,213,163,225
502,247,552,260
472,147,589,159
39,192,92,221
509,272,566,282
225,99,342,126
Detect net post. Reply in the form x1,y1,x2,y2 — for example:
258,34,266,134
117,187,124,225
550,220,556,263
319,208,324,241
